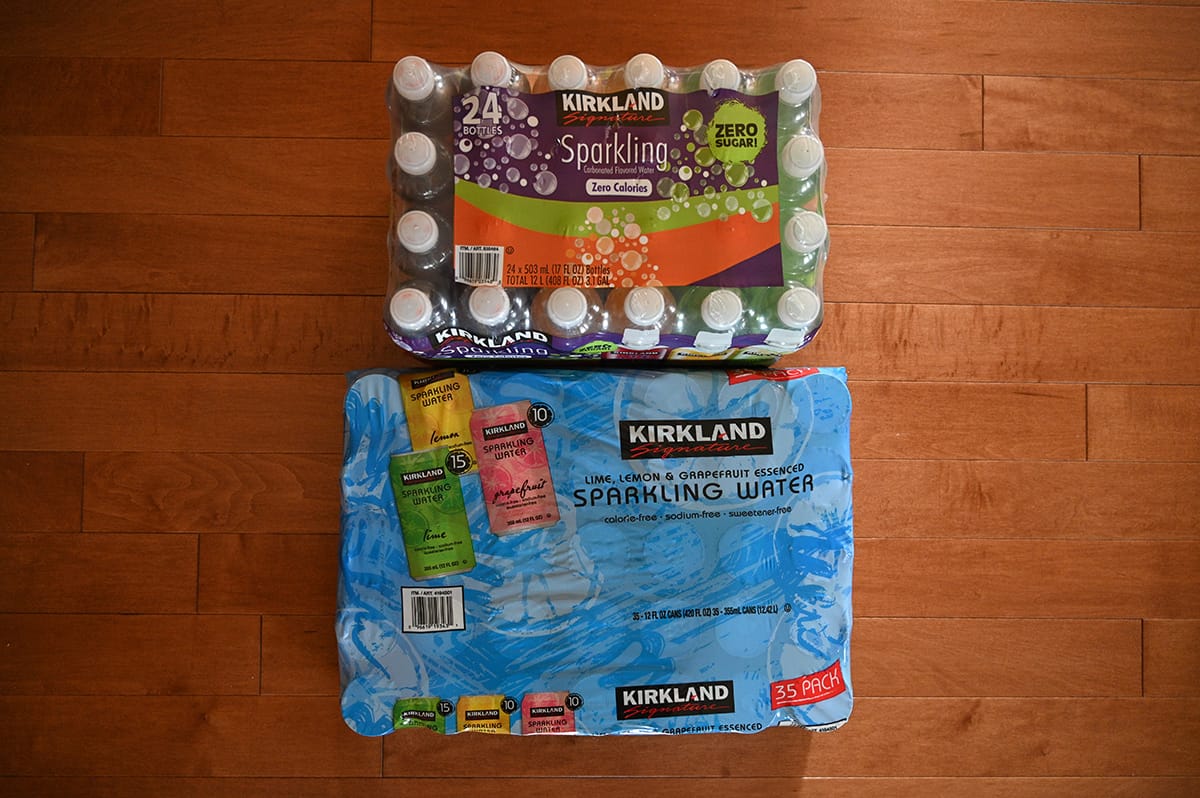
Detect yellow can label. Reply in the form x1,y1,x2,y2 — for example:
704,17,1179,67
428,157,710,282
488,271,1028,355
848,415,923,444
399,370,478,472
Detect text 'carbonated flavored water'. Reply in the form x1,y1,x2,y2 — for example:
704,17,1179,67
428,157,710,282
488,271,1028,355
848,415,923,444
383,53,830,363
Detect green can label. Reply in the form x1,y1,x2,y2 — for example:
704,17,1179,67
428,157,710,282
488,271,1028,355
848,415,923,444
389,448,476,580
392,696,446,733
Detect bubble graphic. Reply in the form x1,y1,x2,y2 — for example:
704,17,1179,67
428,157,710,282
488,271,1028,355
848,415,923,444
751,198,774,222
582,252,593,265
533,169,557,195
682,109,704,131
725,161,750,187
575,238,584,248
620,277,633,287
505,97,529,120
459,139,474,153
484,157,496,170
670,182,690,202
656,177,675,199
621,251,644,271
478,174,492,188
492,135,504,148
678,165,693,181
595,218,612,235
506,167,520,182
695,147,715,167
454,153,470,175
596,236,614,255
624,223,641,239
639,235,648,244
687,142,696,153
520,179,527,187
725,195,740,211
499,184,509,193
586,206,604,224
670,147,681,160
656,206,671,221
528,116,539,127
703,185,717,199
506,134,533,160
694,125,709,146
696,203,712,218
625,213,635,222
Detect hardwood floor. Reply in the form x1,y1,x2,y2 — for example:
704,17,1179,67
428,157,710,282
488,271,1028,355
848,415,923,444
1,1,1197,794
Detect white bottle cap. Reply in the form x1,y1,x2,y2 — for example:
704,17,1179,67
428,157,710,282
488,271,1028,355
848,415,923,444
471,51,512,87
781,134,825,180
701,59,741,92
625,53,665,88
784,211,828,254
396,210,438,254
468,285,511,326
700,289,743,331
394,132,436,176
624,287,666,327
693,330,733,352
393,56,436,102
546,287,588,329
776,59,817,105
389,287,434,331
777,287,821,329
548,55,588,91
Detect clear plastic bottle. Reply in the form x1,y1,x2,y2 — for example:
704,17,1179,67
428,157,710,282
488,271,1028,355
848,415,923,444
676,286,747,334
392,209,451,275
781,210,828,286
462,285,529,337
392,131,452,201
547,54,594,91
606,286,677,340
387,281,451,337
620,53,669,90
700,59,743,94
531,286,603,338
779,133,825,213
469,51,531,92
390,56,455,134
774,58,819,135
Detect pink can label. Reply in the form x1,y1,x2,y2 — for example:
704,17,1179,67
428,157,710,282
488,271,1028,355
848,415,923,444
470,400,560,535
521,692,576,735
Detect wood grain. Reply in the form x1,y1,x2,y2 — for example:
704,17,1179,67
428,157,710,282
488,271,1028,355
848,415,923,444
4,777,1200,798
372,0,1200,80
0,614,259,695
33,213,387,294
827,149,1139,229
1144,620,1200,697
854,460,1200,539
826,226,1200,307
850,382,1086,460
984,77,1200,155
803,304,1199,384
163,60,392,138
0,534,196,613
1088,386,1200,462
856,540,1200,619
0,696,381,777
0,1,371,60
0,451,82,532
0,292,400,373
0,212,34,290
263,615,339,695
198,534,338,615
0,373,346,453
0,57,160,136
0,136,387,216
1142,156,1200,231
84,453,341,533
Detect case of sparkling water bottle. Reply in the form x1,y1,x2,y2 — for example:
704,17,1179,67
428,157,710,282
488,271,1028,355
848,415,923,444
385,52,829,363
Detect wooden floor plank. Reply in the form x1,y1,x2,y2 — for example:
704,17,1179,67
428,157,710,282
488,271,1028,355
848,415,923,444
163,60,392,139
263,615,338,695
801,72,982,150
0,373,346,453
828,150,1139,229
0,452,82,532
1144,620,1200,697
84,453,341,533
804,304,1199,384
3,776,1199,798
0,614,259,695
33,213,386,294
1142,156,1200,231
984,77,1200,156
0,213,34,290
851,382,1086,460
0,57,160,136
856,539,1200,619
0,533,196,613
826,227,1200,307
0,292,401,373
0,1,371,60
1088,386,1200,462
198,534,338,615
853,619,1141,698
854,460,1200,539
0,137,387,216
0,696,381,777
372,0,1200,79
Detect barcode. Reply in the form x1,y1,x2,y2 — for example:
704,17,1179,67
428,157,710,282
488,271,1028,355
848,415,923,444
401,586,466,633
454,245,503,286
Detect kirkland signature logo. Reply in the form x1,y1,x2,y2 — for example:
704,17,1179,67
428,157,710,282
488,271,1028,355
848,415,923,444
619,418,773,460
615,680,736,721
556,89,669,126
